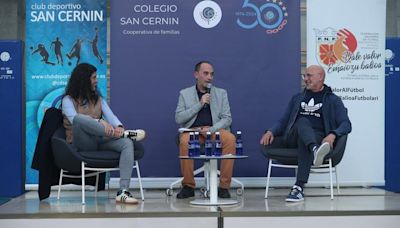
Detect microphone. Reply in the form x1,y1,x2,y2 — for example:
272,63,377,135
204,83,212,108
206,83,212,94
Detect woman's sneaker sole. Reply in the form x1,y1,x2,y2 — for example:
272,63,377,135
123,129,146,141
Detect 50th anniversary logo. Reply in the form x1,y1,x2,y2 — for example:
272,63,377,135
193,0,288,34
235,0,288,34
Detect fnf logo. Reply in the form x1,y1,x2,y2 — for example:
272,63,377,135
314,27,358,66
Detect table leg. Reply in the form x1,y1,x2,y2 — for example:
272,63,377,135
190,159,238,206
209,159,218,204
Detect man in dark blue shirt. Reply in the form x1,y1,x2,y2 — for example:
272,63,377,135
175,61,236,199
260,65,352,202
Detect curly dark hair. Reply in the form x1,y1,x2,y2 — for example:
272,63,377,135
65,63,100,105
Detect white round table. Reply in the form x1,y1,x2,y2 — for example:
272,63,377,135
179,154,248,206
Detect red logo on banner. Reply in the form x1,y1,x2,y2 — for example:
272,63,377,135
315,28,358,66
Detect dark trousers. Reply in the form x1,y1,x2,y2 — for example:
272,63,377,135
265,117,325,183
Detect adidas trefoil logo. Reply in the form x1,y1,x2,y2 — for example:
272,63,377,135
301,98,322,112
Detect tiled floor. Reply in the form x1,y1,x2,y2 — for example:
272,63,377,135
0,187,399,218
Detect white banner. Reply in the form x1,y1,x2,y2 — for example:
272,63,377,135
307,0,386,185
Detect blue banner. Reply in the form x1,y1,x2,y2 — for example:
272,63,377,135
0,40,24,196
25,0,107,184
385,38,400,192
110,0,300,177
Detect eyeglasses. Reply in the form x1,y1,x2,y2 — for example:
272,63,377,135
301,73,317,80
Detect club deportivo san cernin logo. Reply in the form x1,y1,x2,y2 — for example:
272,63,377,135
314,27,358,66
236,0,288,34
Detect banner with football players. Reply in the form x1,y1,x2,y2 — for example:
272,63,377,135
25,0,107,184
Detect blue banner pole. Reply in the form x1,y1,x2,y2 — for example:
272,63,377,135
0,40,24,197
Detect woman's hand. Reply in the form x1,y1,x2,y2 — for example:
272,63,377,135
114,126,125,138
99,119,114,137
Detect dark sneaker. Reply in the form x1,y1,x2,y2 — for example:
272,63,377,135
313,142,331,166
177,186,195,199
116,189,138,204
286,185,304,202
218,187,231,198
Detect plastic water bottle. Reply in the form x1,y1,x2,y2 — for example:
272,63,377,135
194,132,200,156
205,131,213,156
236,131,243,156
188,132,195,157
214,132,222,156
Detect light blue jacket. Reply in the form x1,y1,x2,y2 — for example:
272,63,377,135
62,95,122,127
175,85,232,133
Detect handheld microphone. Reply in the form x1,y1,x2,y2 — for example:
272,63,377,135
206,83,212,94
204,83,212,108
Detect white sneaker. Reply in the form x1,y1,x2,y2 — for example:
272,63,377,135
313,142,331,166
123,129,146,141
116,190,139,204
